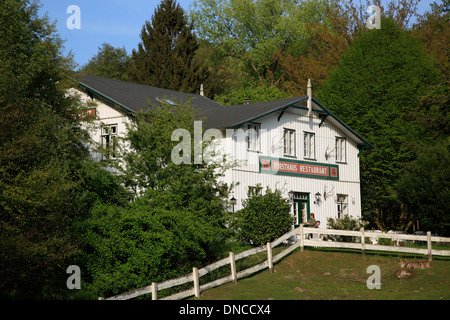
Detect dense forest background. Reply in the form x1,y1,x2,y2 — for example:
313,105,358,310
1,0,448,299
81,0,448,235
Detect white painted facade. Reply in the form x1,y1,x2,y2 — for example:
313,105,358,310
68,88,131,164
71,81,367,229
221,107,362,229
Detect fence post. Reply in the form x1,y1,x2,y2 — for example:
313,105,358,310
230,252,237,284
299,225,304,252
361,227,366,259
267,242,273,273
193,267,200,299
427,231,432,262
151,282,157,300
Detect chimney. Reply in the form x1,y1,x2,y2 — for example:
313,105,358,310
200,84,204,96
307,79,312,116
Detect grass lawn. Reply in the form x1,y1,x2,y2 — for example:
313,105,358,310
196,248,449,300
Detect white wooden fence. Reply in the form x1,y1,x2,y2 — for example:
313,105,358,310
99,226,450,300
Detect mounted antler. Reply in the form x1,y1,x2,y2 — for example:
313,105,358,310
325,145,336,160
323,184,335,200
271,135,284,155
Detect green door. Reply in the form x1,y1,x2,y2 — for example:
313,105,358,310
293,194,310,228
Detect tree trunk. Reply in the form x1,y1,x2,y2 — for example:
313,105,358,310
374,207,385,231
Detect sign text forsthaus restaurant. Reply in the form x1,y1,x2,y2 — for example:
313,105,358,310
259,156,339,180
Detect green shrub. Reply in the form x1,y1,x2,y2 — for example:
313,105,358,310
378,237,393,246
231,186,293,246
72,199,226,299
327,215,369,243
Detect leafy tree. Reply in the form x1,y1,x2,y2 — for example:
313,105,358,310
320,0,422,35
190,0,326,87
214,83,289,106
191,0,422,91
279,22,349,96
409,1,449,150
279,0,425,96
128,0,206,93
75,100,231,298
413,0,449,81
232,186,293,246
193,40,249,97
79,43,132,81
0,0,106,299
411,86,449,144
395,139,450,236
318,17,443,231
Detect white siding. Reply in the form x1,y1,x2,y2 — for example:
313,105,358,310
68,88,132,163
72,86,364,229
221,106,363,228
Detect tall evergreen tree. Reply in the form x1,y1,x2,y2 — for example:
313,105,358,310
128,0,205,93
318,17,443,231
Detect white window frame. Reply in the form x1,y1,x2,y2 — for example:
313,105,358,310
283,128,296,157
337,194,348,219
303,132,315,160
336,137,347,163
101,124,118,159
247,123,260,152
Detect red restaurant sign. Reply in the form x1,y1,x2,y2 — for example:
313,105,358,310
260,156,339,180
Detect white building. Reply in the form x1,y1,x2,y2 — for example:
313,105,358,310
71,75,374,229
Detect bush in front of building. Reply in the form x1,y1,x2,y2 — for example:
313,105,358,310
71,198,227,299
68,99,231,299
327,214,369,243
231,186,294,247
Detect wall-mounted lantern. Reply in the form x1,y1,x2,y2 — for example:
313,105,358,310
230,196,237,213
314,192,322,205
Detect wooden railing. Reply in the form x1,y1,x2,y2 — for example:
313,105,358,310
99,226,450,300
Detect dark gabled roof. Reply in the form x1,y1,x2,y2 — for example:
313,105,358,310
75,75,374,150
209,96,375,149
204,96,308,129
76,74,225,114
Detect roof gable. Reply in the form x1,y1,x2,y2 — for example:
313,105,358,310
75,75,374,149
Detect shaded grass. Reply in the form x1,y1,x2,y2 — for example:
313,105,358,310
195,248,450,300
